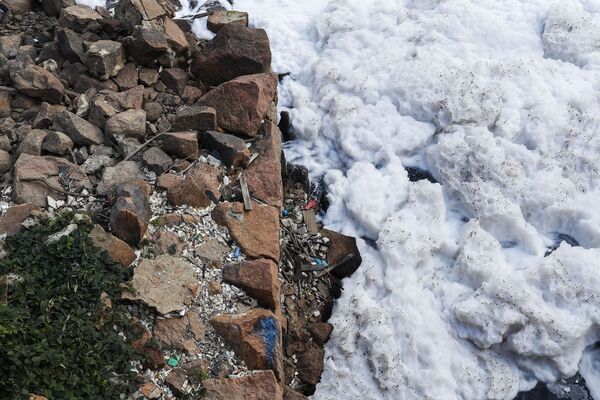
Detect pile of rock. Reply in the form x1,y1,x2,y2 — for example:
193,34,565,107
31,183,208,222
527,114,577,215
0,1,362,399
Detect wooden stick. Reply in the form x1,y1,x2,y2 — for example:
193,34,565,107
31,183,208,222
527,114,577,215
239,175,253,211
123,132,167,162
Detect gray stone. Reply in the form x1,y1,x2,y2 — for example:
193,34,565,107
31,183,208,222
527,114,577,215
105,109,146,141
96,160,146,195
142,146,172,173
42,131,73,155
53,110,104,145
58,5,103,33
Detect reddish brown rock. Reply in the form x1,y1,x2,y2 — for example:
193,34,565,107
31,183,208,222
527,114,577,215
97,161,146,195
143,146,172,173
0,34,20,59
153,229,183,256
115,0,166,32
162,131,199,159
56,28,85,63
0,0,32,14
42,0,76,17
222,259,280,309
113,63,139,91
106,109,147,141
296,343,324,386
153,316,189,349
308,323,333,346
190,24,271,86
321,229,362,279
163,17,188,53
84,40,126,80
12,154,91,207
42,131,74,155
182,85,204,105
207,10,249,33
201,131,249,168
284,388,308,400
212,202,280,261
58,5,103,33
0,91,11,118
139,68,159,86
17,129,47,156
11,65,65,104
171,105,216,132
0,150,11,174
203,371,282,400
210,308,283,379
0,203,41,236
160,68,188,95
33,102,66,129
53,110,104,145
125,24,173,68
109,180,151,245
156,173,182,191
167,162,220,208
196,73,277,137
89,224,136,267
245,121,283,207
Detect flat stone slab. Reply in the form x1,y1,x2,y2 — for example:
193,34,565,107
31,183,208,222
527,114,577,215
122,255,198,314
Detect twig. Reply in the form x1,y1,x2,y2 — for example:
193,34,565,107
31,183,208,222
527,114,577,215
19,177,90,197
123,132,167,162
176,11,211,20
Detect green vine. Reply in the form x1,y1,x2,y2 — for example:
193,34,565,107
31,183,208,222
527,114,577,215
0,212,142,399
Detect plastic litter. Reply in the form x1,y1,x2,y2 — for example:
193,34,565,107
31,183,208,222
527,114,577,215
167,355,180,368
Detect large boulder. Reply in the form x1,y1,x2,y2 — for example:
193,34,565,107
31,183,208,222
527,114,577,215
11,65,65,104
212,202,280,261
195,73,277,137
84,40,126,80
12,154,91,207
222,259,280,309
203,371,282,400
53,110,104,145
190,24,271,86
244,121,283,207
211,308,283,379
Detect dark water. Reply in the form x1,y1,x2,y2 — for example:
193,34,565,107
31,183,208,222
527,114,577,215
517,374,592,400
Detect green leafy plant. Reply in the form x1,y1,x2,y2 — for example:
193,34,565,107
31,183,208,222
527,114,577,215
0,213,142,400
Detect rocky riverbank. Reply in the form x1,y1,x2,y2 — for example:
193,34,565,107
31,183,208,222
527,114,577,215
0,0,361,399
